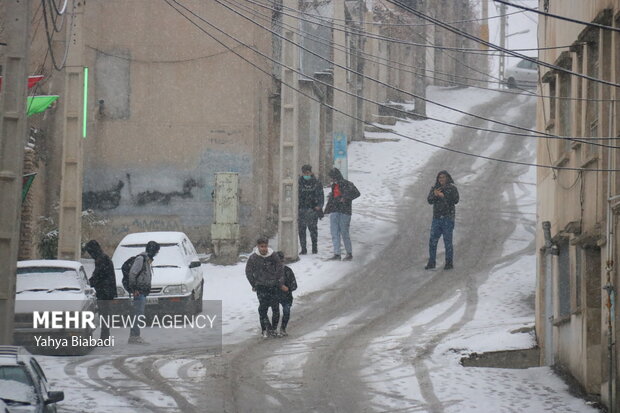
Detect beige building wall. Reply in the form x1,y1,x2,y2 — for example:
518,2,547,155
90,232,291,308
79,0,275,252
536,0,620,406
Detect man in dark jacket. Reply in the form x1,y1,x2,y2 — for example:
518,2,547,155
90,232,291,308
276,251,297,337
127,240,160,344
323,168,360,261
425,170,459,270
83,240,117,341
298,164,324,255
245,238,287,338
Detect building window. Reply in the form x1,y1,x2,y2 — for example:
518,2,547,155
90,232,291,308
558,238,571,317
558,72,572,153
585,39,599,158
574,246,582,310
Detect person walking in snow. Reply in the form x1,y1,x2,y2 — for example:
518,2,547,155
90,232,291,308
298,164,324,255
127,240,160,344
425,170,459,270
275,251,297,336
83,240,117,341
323,168,361,261
245,238,287,338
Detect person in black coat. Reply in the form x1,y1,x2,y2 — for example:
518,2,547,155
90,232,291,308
323,168,361,261
298,164,324,255
276,251,297,336
83,240,117,340
245,238,287,338
425,170,460,270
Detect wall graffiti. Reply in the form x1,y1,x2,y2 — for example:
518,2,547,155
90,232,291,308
136,178,199,206
82,180,124,210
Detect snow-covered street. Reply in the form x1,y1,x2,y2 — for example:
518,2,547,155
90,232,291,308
36,86,600,412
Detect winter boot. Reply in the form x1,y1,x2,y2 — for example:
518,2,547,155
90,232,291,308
312,243,318,254
328,254,341,261
444,262,453,270
424,261,436,270
343,253,353,261
300,248,307,255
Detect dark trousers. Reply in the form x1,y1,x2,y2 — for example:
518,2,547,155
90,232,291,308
298,208,319,251
280,298,293,330
97,299,113,340
428,217,455,265
256,286,280,332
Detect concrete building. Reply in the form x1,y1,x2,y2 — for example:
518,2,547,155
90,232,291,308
536,1,620,409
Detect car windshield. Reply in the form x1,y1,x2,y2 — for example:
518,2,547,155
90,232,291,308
0,366,37,404
15,267,81,294
113,244,185,268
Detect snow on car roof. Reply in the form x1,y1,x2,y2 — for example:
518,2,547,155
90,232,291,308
119,231,188,245
17,260,82,270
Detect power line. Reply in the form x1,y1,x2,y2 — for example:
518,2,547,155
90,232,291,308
494,0,620,33
302,2,528,27
231,0,610,102
41,0,74,70
272,0,571,54
243,0,541,97
387,0,620,88
164,0,620,172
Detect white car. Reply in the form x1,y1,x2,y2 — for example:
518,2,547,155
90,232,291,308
505,58,538,89
14,260,98,355
112,232,204,315
0,345,64,412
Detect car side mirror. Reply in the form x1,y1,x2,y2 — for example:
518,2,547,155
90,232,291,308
189,261,201,269
45,391,65,404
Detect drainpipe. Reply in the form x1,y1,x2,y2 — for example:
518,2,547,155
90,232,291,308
604,100,616,413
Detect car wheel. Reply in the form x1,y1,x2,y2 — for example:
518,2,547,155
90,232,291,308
507,77,517,89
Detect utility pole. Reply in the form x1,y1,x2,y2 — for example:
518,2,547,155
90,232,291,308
57,0,85,260
0,0,31,344
413,1,426,117
480,0,489,50
498,2,507,82
333,0,348,178
277,0,300,260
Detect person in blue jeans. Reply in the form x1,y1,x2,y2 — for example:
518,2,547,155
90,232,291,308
127,240,160,344
425,170,459,270
323,168,361,261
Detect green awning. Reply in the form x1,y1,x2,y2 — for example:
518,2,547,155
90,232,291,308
27,95,59,116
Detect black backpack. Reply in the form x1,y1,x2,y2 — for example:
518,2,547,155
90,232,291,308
121,255,139,292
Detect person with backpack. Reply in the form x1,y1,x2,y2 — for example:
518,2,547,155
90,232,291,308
323,168,361,261
275,251,297,337
298,164,324,255
125,240,160,344
245,238,287,338
83,240,117,341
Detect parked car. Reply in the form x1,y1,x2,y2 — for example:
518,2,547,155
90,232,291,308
14,260,98,355
112,232,204,315
0,345,64,412
505,58,538,89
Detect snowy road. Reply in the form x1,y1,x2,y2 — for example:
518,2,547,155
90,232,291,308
40,88,599,412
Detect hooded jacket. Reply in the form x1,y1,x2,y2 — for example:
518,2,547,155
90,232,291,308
245,247,285,288
84,240,117,300
427,170,459,220
298,174,324,211
128,252,153,296
323,168,361,216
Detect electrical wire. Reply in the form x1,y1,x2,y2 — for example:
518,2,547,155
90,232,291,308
163,0,620,169
243,0,541,98
386,0,620,88
218,0,620,146
494,0,620,33
303,2,527,27
41,0,74,71
270,0,571,54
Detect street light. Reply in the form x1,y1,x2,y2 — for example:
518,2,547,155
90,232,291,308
506,28,531,38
